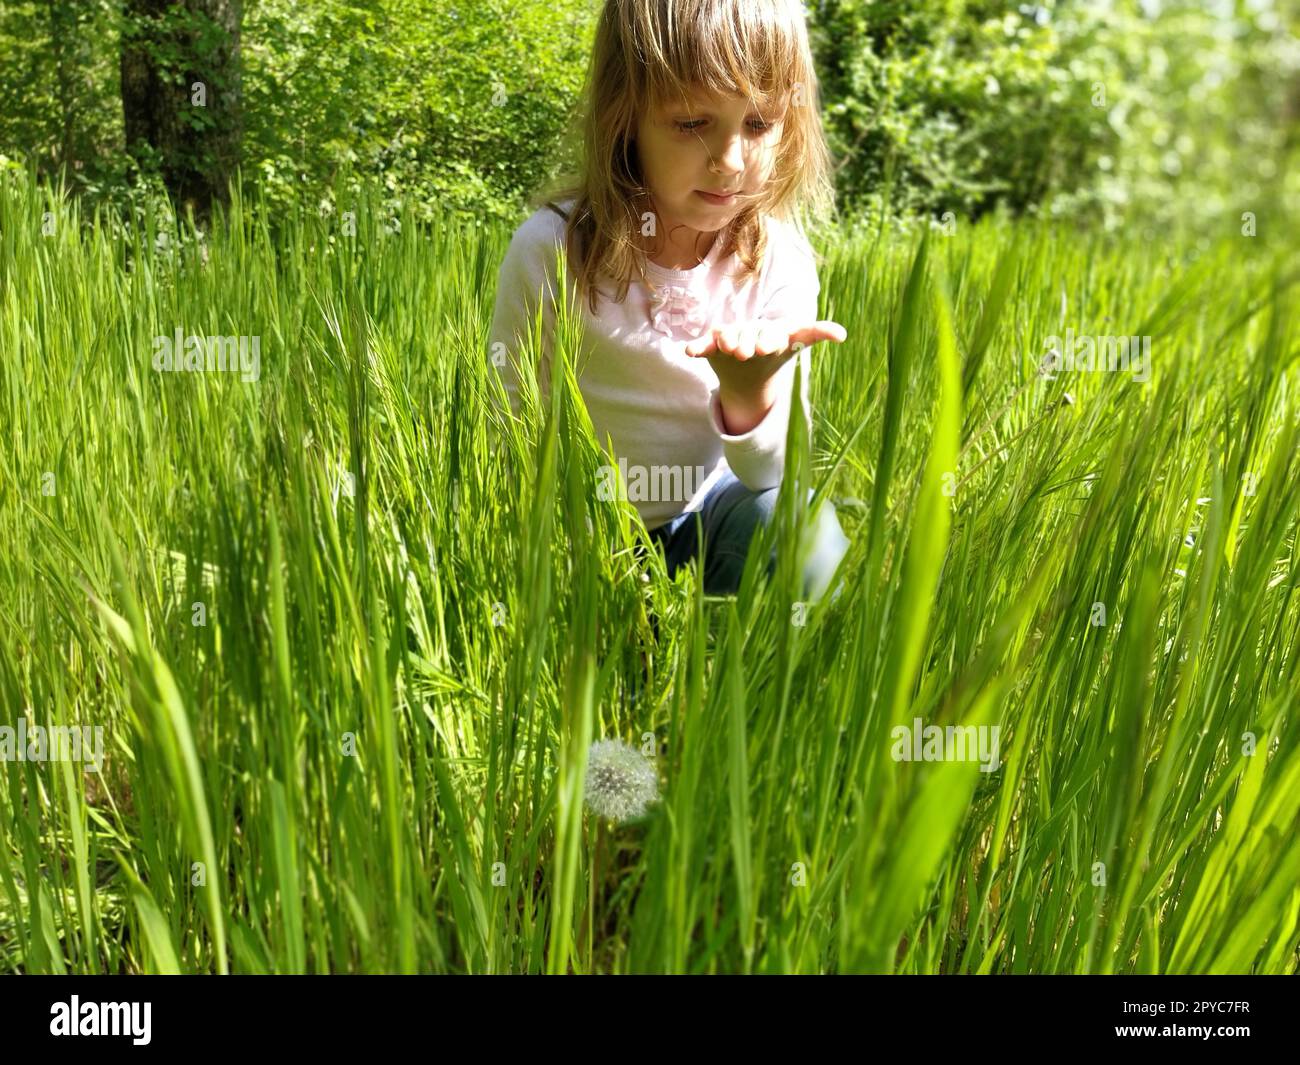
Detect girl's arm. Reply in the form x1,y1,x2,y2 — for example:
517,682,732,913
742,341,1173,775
701,220,825,492
487,211,566,420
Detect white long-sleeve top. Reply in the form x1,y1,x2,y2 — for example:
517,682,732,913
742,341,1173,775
487,196,819,530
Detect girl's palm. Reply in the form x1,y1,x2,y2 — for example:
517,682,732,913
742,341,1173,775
684,318,847,393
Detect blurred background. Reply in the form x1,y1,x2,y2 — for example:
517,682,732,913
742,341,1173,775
1,0,1297,231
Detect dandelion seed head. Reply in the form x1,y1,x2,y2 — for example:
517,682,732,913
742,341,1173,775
584,739,659,823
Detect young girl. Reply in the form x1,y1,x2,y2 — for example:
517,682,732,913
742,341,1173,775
488,0,850,602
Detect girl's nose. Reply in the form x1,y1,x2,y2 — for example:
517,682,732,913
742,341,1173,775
710,132,746,176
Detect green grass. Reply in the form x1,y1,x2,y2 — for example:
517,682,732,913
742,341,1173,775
1,169,1298,974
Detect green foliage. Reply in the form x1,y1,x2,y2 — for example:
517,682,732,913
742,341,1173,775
1046,0,1300,229
0,0,123,194
813,0,1099,216
239,0,591,222
0,0,593,223
812,0,1300,228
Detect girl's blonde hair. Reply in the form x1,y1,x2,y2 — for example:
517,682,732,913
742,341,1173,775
532,0,836,315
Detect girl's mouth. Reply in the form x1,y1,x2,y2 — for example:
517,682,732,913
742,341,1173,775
696,190,737,206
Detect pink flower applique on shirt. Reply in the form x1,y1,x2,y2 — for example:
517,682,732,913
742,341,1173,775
648,284,709,339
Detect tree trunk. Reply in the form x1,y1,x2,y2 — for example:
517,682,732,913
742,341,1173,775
120,0,242,219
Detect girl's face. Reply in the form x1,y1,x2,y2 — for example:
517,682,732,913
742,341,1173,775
634,84,784,243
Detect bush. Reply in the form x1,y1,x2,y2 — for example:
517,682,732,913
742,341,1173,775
812,0,1300,230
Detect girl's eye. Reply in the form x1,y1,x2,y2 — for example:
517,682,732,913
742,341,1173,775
673,119,774,134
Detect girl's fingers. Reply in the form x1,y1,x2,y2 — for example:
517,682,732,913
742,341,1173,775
786,320,848,349
755,323,789,356
686,319,846,359
735,321,759,360
685,329,718,357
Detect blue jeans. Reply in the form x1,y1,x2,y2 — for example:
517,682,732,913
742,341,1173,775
646,470,850,601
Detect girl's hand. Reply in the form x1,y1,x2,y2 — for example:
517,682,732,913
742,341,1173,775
684,317,848,400
684,317,847,360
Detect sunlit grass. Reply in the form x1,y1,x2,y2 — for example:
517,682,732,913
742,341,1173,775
1,169,1297,973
